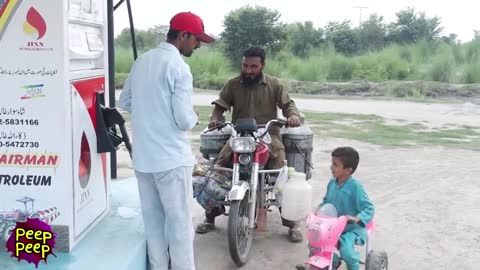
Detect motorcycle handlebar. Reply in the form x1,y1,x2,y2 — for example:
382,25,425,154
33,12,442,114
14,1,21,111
203,119,286,138
203,122,234,134
258,119,286,139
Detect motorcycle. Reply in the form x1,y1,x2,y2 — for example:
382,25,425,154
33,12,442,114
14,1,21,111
203,117,287,266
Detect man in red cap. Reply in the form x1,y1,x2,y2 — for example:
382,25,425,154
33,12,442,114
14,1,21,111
119,11,214,270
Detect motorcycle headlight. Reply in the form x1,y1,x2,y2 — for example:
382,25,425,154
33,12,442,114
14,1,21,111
231,137,255,153
239,154,251,165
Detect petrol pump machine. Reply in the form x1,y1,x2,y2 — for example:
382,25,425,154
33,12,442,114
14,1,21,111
0,0,116,252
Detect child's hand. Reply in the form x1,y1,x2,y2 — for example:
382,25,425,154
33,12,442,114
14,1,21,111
345,215,360,223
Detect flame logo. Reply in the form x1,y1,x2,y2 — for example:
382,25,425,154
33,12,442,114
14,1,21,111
22,7,46,40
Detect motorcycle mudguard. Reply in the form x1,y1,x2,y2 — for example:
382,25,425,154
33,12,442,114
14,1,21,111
306,253,333,269
228,181,250,201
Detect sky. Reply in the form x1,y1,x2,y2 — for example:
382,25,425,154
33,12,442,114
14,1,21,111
113,0,479,43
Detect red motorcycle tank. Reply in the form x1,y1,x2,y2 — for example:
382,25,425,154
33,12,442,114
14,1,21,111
254,142,270,166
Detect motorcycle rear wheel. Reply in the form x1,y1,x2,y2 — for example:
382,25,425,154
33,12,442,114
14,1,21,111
228,191,253,266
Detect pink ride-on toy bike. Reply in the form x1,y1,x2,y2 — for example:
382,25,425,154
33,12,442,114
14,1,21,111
298,203,388,270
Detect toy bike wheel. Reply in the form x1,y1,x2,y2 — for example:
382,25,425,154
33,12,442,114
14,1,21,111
228,191,253,266
366,250,388,270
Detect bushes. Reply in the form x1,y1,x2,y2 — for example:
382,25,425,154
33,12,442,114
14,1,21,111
185,49,235,89
114,38,480,88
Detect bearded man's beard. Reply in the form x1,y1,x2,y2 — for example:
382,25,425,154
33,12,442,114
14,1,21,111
241,71,263,87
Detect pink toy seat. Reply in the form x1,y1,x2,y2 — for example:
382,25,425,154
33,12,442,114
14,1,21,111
365,219,375,237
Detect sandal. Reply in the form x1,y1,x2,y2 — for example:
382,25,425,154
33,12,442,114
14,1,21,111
288,227,303,242
195,221,215,234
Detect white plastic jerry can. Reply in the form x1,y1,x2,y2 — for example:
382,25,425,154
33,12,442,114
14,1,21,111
280,172,313,221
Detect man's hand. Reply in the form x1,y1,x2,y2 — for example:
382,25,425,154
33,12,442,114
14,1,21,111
208,118,220,129
345,215,360,223
287,115,301,127
208,104,226,129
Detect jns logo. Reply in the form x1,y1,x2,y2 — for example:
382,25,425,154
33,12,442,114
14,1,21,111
23,7,46,40
20,7,52,52
21,84,45,99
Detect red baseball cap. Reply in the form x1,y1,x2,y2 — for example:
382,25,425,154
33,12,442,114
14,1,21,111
170,12,215,43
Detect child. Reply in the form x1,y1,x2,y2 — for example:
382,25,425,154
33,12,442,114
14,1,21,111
298,146,375,270
322,146,375,270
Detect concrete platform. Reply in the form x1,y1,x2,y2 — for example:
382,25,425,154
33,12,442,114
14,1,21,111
0,177,147,270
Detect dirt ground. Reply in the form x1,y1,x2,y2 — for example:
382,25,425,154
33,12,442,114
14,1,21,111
191,92,480,128
115,93,480,270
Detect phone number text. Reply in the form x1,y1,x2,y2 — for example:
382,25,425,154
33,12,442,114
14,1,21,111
0,141,40,148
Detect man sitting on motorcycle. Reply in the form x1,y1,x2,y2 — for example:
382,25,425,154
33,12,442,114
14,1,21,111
195,47,304,243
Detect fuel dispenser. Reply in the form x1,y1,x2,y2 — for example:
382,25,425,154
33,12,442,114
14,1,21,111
0,0,132,252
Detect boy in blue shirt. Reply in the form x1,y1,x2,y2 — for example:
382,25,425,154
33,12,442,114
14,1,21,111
299,147,375,270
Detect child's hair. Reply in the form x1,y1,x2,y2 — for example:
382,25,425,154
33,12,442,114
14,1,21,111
332,147,360,174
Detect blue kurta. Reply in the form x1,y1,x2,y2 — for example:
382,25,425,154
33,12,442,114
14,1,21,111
320,177,375,270
321,176,375,242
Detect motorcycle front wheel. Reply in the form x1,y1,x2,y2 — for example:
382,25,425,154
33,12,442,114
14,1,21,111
228,191,253,266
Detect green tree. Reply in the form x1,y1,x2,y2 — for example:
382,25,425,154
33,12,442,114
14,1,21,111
387,7,443,44
440,33,458,45
287,21,324,57
358,14,386,51
474,30,480,40
114,25,168,52
115,28,133,48
325,21,359,55
221,5,287,64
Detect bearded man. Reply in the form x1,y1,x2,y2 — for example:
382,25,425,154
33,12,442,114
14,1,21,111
195,47,303,243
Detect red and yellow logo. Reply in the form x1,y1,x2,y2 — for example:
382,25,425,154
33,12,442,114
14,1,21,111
22,6,45,40
19,6,52,51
